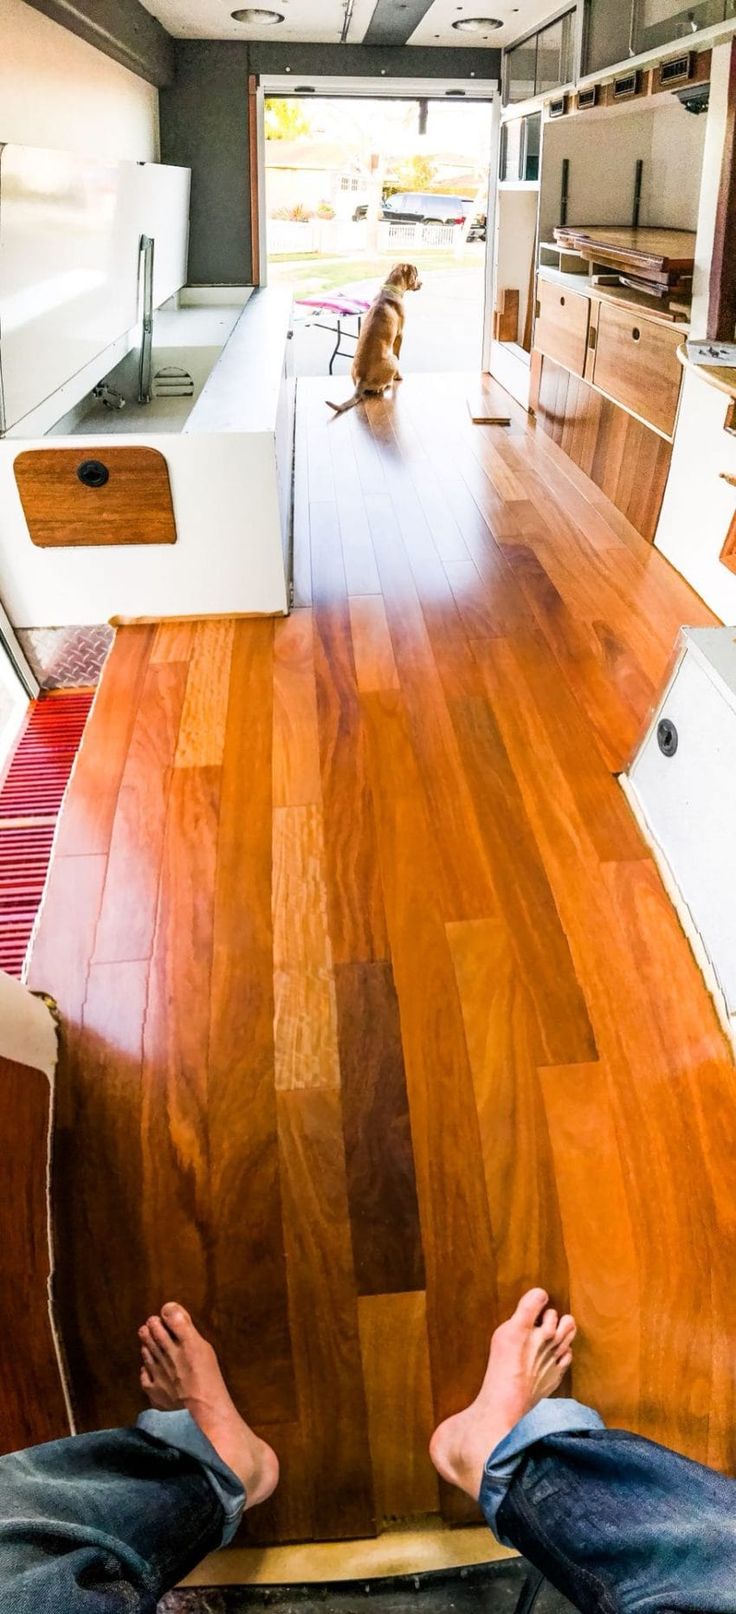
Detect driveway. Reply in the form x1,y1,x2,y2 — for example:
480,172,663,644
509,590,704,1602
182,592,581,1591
286,261,486,375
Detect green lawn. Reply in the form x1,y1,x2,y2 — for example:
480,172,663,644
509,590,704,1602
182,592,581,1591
268,249,481,296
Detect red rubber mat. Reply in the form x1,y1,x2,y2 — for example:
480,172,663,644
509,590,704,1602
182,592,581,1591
0,692,93,976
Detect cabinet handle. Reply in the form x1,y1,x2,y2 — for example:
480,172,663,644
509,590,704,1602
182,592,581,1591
560,295,566,306
632,326,641,342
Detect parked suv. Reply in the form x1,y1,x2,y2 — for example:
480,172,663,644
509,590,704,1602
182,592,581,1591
381,192,470,225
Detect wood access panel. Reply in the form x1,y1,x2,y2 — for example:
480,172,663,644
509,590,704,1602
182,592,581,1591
13,446,177,548
534,279,590,378
592,302,682,438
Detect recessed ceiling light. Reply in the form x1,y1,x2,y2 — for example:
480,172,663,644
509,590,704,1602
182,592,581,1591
452,15,503,30
231,7,285,22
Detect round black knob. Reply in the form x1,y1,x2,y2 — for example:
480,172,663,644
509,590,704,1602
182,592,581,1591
76,459,109,488
657,717,678,757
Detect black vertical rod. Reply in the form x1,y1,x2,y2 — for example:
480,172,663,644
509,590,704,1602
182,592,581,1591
633,158,643,227
560,157,570,226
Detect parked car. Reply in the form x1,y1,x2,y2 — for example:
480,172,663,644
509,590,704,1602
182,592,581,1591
381,192,470,225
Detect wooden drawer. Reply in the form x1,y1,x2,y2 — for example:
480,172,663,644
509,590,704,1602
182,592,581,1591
533,279,590,377
591,302,682,437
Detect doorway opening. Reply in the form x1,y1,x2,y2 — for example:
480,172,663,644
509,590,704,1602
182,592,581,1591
263,92,495,377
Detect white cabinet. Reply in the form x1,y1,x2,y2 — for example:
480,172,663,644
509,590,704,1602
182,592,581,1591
624,626,736,1047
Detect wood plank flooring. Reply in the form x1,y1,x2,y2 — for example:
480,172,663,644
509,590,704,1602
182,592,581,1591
28,372,736,1546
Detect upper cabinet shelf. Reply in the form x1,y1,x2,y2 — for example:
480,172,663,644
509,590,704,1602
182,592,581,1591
503,9,577,105
585,0,733,77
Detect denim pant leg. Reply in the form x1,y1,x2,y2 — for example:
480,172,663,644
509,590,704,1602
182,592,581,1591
480,1398,736,1614
0,1413,245,1614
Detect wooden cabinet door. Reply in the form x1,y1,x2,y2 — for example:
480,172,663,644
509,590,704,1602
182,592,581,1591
592,302,682,437
534,279,590,377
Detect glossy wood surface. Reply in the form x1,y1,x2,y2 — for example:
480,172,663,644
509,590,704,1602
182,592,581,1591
592,301,682,438
534,354,673,540
29,372,736,1545
534,279,590,377
0,1053,71,1452
14,447,177,548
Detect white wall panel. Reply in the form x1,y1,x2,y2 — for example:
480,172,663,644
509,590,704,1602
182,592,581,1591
0,146,190,432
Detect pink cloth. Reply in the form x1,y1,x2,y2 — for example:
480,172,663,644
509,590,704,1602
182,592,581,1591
296,294,371,316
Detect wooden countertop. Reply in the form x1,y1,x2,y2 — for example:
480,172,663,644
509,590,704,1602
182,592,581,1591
677,342,736,400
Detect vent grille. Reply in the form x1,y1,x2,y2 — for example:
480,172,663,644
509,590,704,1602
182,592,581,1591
577,86,598,110
613,71,639,98
0,691,93,977
660,52,693,84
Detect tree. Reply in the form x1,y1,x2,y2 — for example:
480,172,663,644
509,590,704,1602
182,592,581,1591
391,155,438,193
265,98,312,141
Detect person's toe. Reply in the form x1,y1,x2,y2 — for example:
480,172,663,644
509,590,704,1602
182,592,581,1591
140,1344,156,1374
161,1302,191,1340
555,1349,573,1375
148,1316,175,1356
514,1288,549,1327
140,1364,154,1391
539,1307,559,1341
554,1314,576,1351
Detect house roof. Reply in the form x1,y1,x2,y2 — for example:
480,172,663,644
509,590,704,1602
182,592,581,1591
265,140,370,174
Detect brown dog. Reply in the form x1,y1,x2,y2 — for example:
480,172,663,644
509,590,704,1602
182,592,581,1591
326,262,422,416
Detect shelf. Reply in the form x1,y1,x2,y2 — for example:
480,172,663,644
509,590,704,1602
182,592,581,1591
537,265,690,330
677,343,736,401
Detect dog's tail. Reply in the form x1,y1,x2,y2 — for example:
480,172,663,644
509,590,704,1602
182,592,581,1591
326,388,365,417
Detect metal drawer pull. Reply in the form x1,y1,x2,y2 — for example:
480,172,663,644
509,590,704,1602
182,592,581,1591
657,717,678,757
560,295,566,306
632,327,641,342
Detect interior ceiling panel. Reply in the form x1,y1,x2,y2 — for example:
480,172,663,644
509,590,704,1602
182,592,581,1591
138,0,555,45
408,0,564,48
137,0,378,42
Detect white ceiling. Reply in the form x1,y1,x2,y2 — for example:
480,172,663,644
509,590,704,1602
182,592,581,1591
409,0,563,49
138,0,560,46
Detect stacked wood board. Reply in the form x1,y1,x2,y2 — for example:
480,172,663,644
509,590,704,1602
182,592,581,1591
553,226,695,301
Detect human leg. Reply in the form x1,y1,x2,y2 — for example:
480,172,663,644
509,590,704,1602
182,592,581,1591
0,1304,278,1614
430,1288,736,1613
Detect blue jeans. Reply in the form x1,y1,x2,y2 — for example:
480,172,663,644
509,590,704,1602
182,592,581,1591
0,1411,245,1613
481,1398,736,1611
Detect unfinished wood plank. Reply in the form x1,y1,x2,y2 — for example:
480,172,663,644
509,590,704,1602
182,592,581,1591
278,1088,375,1539
272,611,322,809
349,596,400,694
447,918,569,1316
54,626,154,857
93,660,188,964
174,618,236,768
273,804,340,1093
358,1293,439,1525
209,621,296,1425
336,960,424,1297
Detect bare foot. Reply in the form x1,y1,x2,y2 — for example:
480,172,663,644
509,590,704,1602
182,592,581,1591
139,1303,279,1510
429,1288,576,1501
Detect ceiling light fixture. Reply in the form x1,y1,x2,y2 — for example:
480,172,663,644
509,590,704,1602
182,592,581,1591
231,7,285,22
451,15,503,30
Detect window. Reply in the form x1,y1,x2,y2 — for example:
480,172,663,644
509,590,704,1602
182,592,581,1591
340,176,350,192
503,9,576,104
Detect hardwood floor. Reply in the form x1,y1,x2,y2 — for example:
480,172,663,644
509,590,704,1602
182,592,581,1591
28,372,736,1545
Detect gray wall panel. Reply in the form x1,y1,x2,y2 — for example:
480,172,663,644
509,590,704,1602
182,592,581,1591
160,41,252,285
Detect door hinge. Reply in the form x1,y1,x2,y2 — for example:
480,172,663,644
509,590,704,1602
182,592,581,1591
535,298,540,320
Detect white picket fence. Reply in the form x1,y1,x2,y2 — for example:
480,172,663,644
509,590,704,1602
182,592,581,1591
269,217,464,257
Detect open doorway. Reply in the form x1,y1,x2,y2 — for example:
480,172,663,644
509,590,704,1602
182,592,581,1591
263,92,494,377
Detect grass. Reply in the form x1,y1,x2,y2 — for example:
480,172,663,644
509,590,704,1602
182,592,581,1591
268,248,483,296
